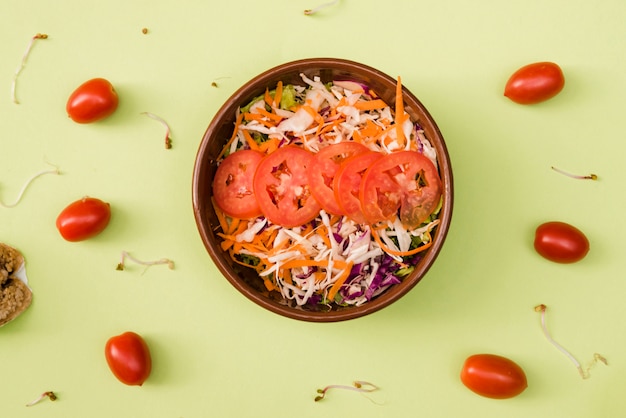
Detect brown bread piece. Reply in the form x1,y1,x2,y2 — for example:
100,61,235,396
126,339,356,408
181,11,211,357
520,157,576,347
0,243,32,326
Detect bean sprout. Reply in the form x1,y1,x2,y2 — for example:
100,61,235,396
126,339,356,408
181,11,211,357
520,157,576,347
12,33,48,104
315,380,379,401
534,304,607,379
304,0,339,15
116,251,174,273
141,112,172,149
551,166,597,180
25,391,57,407
1,165,60,208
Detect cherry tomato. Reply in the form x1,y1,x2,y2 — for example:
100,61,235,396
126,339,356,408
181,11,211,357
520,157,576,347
66,78,119,123
212,149,264,219
253,146,321,228
334,151,383,224
534,221,589,263
359,150,442,228
504,62,565,104
56,197,111,242
105,331,152,386
461,354,528,399
308,142,368,215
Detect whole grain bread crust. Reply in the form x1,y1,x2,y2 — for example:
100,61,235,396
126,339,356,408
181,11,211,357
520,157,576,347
0,243,31,327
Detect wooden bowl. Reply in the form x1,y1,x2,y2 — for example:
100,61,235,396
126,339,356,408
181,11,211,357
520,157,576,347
192,58,453,322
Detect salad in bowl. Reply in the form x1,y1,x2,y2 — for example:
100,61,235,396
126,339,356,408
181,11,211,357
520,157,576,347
193,58,453,322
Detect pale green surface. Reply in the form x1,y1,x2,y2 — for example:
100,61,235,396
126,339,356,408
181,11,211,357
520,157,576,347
2,0,625,416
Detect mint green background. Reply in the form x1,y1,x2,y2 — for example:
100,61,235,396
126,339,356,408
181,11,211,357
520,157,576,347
2,1,625,417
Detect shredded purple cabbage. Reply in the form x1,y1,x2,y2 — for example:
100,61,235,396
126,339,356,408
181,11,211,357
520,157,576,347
296,266,318,280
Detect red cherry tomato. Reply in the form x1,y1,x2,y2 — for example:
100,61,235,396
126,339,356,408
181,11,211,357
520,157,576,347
56,197,111,242
359,150,442,228
212,149,264,219
253,145,321,228
105,331,152,386
66,78,119,123
308,142,369,215
534,221,589,263
504,62,565,104
461,354,528,399
334,151,383,224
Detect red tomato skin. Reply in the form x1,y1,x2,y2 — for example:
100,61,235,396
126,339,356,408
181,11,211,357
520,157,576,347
212,149,264,219
56,197,111,242
308,142,369,215
253,146,321,228
504,62,564,104
334,151,383,224
461,354,528,399
534,221,589,263
105,331,152,386
66,78,119,123
360,150,442,228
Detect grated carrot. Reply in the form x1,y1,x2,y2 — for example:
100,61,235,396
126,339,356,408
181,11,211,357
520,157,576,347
358,119,383,139
329,214,343,225
263,227,280,245
394,76,407,146
300,222,315,237
212,197,230,233
301,104,325,125
227,216,242,235
234,221,249,235
317,116,345,136
291,243,309,255
315,225,332,248
283,269,293,285
335,96,349,108
354,99,389,111
314,271,326,282
258,137,280,154
220,239,234,251
256,107,283,123
273,81,283,108
326,265,353,301
264,277,276,291
241,129,261,151
264,88,273,107
267,236,292,255
217,113,244,160
241,242,269,253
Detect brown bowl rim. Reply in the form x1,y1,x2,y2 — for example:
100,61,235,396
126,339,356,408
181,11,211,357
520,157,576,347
192,57,454,322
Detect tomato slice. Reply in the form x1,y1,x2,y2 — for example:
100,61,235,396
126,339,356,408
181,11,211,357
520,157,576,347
359,151,442,228
253,146,322,228
308,142,369,215
212,149,264,219
334,151,383,225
